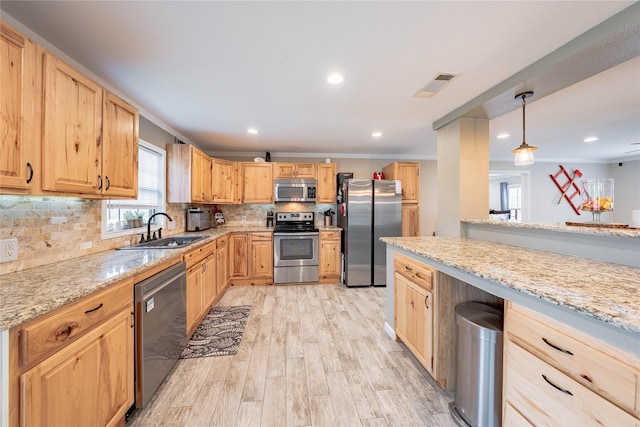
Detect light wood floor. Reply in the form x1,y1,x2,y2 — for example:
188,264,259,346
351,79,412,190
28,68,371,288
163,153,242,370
128,284,456,427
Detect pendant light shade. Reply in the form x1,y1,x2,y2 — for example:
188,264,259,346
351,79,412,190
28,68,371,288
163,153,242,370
512,91,537,166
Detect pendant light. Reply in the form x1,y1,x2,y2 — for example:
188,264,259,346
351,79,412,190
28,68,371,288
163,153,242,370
512,91,537,166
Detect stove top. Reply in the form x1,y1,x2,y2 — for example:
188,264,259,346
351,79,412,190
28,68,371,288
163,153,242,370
274,211,318,233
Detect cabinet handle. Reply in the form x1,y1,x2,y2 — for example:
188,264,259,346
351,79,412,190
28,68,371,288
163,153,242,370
541,374,573,396
202,263,206,273
405,265,412,271
130,311,135,328
424,294,430,309
105,176,111,190
26,162,33,184
542,337,574,356
55,323,78,341
97,175,103,190
84,303,104,314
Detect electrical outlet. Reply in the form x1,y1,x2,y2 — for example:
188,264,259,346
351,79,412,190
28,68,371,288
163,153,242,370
241,215,247,223
0,238,18,262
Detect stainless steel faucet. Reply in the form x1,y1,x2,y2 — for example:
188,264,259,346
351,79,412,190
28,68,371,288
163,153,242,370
146,212,173,241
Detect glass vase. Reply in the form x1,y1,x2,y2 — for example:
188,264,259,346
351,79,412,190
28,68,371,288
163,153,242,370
580,178,614,221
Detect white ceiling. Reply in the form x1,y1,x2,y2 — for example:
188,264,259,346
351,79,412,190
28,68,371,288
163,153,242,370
2,1,638,163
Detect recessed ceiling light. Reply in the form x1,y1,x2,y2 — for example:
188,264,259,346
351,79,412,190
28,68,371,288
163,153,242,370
583,136,598,143
496,133,510,139
372,131,382,138
327,74,344,85
247,128,258,134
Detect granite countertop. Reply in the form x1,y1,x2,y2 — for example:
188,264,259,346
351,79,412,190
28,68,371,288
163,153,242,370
462,219,640,238
0,226,270,331
381,236,640,335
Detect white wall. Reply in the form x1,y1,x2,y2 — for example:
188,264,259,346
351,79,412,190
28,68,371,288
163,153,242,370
608,159,640,225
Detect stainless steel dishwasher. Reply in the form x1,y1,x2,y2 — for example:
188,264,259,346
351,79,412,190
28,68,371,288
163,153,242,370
134,262,187,408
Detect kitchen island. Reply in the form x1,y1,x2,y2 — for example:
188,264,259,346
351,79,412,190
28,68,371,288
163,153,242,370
381,236,639,354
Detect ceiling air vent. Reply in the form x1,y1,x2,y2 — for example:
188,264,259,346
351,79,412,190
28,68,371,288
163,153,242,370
414,73,458,98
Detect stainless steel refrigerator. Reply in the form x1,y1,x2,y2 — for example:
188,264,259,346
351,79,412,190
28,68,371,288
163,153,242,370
337,179,402,287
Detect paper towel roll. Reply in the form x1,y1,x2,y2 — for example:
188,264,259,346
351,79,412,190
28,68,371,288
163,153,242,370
631,209,640,228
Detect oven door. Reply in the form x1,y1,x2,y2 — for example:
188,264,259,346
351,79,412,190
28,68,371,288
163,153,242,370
273,232,319,267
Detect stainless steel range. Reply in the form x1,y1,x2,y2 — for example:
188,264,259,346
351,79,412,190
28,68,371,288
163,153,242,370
273,212,319,284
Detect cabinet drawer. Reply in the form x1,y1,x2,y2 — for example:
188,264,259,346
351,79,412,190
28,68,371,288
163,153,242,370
19,278,133,366
394,253,433,291
505,341,639,426
250,232,272,241
184,240,216,267
507,303,639,415
216,236,228,250
321,230,340,240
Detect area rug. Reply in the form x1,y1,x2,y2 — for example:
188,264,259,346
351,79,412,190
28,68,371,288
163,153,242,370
180,305,251,359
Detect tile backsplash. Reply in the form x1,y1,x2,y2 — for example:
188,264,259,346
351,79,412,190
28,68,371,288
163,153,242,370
0,195,187,274
0,196,336,275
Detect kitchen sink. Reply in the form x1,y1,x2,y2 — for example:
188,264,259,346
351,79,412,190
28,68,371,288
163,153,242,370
117,235,208,250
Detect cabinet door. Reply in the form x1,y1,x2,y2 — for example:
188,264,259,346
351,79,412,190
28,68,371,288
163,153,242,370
295,163,316,178
0,23,38,192
394,273,432,373
243,163,273,203
216,239,228,295
250,234,273,278
186,263,204,336
316,163,336,203
319,232,340,281
203,254,216,309
42,52,103,195
191,147,212,203
229,233,248,278
396,163,419,203
212,158,234,203
21,308,134,427
402,204,420,237
101,91,138,198
274,163,295,178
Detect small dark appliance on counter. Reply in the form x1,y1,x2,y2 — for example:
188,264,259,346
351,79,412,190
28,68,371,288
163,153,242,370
266,211,274,227
186,207,211,231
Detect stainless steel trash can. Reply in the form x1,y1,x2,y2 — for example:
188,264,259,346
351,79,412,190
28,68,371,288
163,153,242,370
449,302,503,427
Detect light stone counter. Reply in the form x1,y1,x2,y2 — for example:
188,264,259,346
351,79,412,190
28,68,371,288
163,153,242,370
382,236,639,354
0,226,271,331
462,219,640,238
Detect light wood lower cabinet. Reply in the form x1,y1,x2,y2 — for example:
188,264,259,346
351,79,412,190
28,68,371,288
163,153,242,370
503,302,640,425
393,253,501,391
20,308,134,427
394,272,433,372
401,203,420,237
228,232,273,285
319,230,341,283
9,278,134,427
185,241,217,337
216,235,229,295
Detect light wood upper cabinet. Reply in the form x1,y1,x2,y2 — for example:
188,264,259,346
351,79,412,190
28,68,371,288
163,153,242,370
0,22,39,193
212,158,234,203
316,163,336,203
242,162,273,203
41,51,103,195
382,162,419,203
274,162,316,178
319,230,341,283
167,144,213,204
101,91,138,198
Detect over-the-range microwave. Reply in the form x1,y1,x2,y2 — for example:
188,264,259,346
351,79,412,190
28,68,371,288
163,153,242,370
274,178,317,203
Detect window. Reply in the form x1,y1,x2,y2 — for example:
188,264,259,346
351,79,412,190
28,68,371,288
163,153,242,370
101,140,166,239
508,185,521,222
